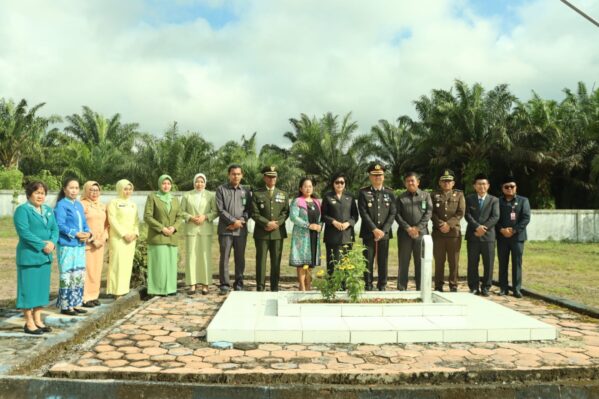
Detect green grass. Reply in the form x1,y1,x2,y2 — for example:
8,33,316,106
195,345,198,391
1,217,598,308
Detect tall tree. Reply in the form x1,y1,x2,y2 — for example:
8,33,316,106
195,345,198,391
414,80,516,192
130,122,214,190
370,116,417,188
0,98,60,169
285,112,373,193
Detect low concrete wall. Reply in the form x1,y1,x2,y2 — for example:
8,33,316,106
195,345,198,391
1,375,598,399
1,190,598,242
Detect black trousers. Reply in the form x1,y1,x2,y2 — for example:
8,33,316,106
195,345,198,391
466,240,495,291
325,243,352,275
362,239,389,290
398,235,422,291
497,238,524,293
255,239,283,291
218,234,247,290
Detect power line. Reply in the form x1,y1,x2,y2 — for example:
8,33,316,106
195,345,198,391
560,0,599,29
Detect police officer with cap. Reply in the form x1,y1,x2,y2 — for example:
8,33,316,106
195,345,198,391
251,166,290,291
358,162,396,291
431,169,465,292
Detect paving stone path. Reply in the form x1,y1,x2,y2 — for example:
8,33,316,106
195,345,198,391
47,281,599,382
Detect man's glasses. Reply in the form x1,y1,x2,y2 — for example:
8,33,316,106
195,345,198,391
503,184,516,189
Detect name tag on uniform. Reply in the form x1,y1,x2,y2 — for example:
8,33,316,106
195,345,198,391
510,212,516,221
421,201,426,210
118,204,127,208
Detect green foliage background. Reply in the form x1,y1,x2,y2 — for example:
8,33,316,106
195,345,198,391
2,79,598,209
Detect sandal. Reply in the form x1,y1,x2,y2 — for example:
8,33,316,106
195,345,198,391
201,288,208,295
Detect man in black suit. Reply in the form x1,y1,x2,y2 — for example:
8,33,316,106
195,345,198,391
496,176,531,298
465,173,499,296
358,162,396,291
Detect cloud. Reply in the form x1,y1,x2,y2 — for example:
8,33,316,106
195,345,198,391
0,0,597,148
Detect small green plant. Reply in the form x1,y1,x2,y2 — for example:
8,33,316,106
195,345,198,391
313,243,368,303
131,225,148,287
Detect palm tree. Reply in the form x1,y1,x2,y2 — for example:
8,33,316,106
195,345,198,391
414,80,516,191
370,116,416,188
285,112,373,193
129,122,215,190
63,106,139,149
0,98,60,169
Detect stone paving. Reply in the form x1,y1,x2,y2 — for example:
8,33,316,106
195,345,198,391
47,280,599,384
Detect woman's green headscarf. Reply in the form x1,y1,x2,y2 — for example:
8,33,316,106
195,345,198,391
156,174,173,211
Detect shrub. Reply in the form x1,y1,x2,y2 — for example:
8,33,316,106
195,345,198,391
313,243,368,303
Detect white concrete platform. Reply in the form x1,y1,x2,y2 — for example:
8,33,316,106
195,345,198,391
206,291,558,344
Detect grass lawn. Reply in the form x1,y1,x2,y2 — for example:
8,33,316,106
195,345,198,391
1,216,598,308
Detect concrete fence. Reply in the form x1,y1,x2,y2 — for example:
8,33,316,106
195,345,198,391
1,190,598,242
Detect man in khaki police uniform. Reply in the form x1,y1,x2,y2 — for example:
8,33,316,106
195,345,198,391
251,166,289,291
431,169,465,292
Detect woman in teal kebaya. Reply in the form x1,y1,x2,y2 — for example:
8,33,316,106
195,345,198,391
13,181,59,334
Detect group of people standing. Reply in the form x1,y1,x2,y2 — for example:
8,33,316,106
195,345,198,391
13,178,139,334
13,162,531,334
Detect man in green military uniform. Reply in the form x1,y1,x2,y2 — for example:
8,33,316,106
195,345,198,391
251,166,290,291
431,169,465,292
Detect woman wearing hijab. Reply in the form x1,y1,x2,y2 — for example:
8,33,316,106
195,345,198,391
80,181,109,307
180,173,217,295
289,177,322,291
14,181,59,334
144,174,183,296
54,178,92,315
107,179,139,298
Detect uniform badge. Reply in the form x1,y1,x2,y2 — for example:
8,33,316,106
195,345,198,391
436,203,440,207
260,204,264,209
368,203,372,207
331,199,336,204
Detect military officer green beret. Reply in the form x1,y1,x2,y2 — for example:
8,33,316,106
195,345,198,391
367,162,385,175
261,165,278,177
439,169,455,181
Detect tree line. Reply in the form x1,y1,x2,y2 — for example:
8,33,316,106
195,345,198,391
1,79,598,209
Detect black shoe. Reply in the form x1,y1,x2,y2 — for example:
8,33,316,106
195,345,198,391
60,309,77,316
450,287,458,293
73,308,88,314
513,291,523,298
219,287,229,296
365,285,374,291
256,286,264,292
378,286,386,291
35,324,52,333
498,289,509,296
469,289,480,295
24,324,43,335
271,287,279,292
92,299,101,306
435,287,444,292
481,289,490,297
82,301,95,308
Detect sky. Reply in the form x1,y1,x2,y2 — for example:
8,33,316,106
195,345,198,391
0,0,598,147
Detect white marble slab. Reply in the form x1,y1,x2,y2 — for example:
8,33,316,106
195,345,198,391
206,291,558,344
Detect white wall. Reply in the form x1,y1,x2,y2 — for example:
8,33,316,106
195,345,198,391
1,190,598,242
